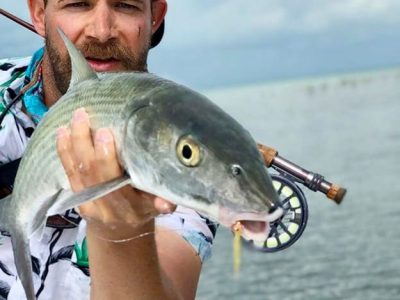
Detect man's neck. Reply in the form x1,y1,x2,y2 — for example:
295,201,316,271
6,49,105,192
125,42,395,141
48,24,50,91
41,53,63,108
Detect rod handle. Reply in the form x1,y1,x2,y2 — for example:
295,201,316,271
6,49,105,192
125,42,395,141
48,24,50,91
257,143,346,204
327,184,347,204
257,144,278,167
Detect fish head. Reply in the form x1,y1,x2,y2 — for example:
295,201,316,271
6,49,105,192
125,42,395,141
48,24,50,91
122,79,283,239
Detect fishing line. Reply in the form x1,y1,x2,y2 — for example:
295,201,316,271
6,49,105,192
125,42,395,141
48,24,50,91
233,222,242,274
91,226,198,244
56,208,212,244
94,230,156,243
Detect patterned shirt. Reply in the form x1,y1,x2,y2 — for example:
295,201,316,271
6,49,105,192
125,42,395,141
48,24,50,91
0,50,217,299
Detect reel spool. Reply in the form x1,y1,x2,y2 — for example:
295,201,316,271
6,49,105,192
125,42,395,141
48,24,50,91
243,173,308,252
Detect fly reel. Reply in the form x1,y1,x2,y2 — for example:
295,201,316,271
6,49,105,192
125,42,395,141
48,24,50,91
241,144,346,253
244,173,308,252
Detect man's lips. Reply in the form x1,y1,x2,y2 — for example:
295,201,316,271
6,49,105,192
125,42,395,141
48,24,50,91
86,57,121,72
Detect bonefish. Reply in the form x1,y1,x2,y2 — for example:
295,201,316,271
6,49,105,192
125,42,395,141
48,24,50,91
0,29,283,299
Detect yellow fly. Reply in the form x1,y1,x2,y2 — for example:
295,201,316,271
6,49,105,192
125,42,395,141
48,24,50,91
233,221,243,274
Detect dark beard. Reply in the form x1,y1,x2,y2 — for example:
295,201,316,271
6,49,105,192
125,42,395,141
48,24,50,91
45,34,150,95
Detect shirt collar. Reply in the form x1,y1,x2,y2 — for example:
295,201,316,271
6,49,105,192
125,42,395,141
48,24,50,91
23,47,48,125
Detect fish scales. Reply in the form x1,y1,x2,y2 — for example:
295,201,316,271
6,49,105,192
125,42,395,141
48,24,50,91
14,75,146,213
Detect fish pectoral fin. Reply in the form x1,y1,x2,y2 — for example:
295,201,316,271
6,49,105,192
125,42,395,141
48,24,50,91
47,175,132,216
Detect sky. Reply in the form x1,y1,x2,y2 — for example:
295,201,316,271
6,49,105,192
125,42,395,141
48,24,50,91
1,1,400,90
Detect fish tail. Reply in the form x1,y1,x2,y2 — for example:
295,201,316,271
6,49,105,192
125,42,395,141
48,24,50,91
0,195,36,300
11,229,36,300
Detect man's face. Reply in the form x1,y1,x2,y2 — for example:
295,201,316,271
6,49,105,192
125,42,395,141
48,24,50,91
43,0,154,94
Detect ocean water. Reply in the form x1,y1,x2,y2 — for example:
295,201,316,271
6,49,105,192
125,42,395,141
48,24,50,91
196,68,400,300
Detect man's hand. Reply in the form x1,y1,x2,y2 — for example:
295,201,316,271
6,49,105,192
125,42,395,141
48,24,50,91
56,108,176,239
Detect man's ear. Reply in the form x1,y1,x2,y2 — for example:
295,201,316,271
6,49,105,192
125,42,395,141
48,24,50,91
151,0,167,34
27,0,46,36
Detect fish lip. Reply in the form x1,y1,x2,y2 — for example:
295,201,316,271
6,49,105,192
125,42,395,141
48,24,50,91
219,206,284,226
240,221,270,243
219,207,285,243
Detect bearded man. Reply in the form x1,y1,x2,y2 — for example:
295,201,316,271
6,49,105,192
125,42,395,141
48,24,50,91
0,1,216,299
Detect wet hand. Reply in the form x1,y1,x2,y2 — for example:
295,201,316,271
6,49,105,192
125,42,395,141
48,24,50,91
56,108,176,237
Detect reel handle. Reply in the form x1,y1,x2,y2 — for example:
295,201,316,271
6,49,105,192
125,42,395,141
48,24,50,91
258,144,346,204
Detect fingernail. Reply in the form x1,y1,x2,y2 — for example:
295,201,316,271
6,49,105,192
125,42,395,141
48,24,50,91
73,108,89,123
162,202,172,213
160,201,176,214
57,126,68,138
96,128,113,143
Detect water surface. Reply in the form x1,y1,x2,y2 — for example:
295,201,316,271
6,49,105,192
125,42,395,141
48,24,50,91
197,68,400,300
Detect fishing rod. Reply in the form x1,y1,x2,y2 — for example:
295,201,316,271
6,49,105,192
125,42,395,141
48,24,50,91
258,144,346,204
0,8,38,35
1,8,347,253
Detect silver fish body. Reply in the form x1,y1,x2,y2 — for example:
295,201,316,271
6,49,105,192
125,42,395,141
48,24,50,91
0,30,282,300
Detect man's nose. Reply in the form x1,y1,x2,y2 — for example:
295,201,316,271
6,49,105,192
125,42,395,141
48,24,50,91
85,3,116,43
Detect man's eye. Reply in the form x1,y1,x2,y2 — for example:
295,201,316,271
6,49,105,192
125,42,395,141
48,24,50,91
115,2,140,11
64,2,89,8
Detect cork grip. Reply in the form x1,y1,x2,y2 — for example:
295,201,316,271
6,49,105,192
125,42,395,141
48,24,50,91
257,144,278,167
327,184,347,204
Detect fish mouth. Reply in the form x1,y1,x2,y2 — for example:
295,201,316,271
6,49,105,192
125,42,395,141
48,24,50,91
219,207,284,243
239,220,270,243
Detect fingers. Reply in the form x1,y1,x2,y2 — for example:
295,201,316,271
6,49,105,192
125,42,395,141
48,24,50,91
57,108,121,190
70,108,99,186
56,126,84,192
56,108,101,191
154,197,177,214
94,128,123,181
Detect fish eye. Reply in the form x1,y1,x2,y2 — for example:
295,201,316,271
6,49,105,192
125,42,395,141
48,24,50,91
231,164,243,176
176,136,201,167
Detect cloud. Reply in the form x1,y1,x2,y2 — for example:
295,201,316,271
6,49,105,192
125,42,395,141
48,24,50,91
1,1,399,89
300,0,400,32
164,0,400,48
2,1,399,52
